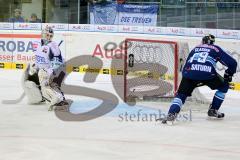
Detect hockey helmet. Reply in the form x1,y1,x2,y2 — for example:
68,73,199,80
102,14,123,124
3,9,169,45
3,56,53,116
42,26,54,41
202,34,215,45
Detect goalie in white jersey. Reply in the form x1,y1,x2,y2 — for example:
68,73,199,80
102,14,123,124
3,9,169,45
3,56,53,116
23,26,68,111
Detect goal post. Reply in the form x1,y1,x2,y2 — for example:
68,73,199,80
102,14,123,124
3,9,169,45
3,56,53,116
124,38,179,102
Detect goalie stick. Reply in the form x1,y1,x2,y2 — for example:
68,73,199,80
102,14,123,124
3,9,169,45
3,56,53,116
1,92,25,104
58,40,63,47
1,40,64,105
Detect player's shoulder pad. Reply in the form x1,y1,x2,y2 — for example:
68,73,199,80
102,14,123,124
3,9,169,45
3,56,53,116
212,44,221,48
48,41,59,48
50,41,58,45
212,44,226,53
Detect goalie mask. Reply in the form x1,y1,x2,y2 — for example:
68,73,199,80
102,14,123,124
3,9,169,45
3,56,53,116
42,26,54,42
202,34,215,45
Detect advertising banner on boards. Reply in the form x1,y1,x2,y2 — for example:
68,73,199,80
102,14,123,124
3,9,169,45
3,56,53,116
90,3,159,26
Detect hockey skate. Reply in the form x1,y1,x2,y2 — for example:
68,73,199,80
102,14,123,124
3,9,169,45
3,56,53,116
48,100,71,112
207,109,225,118
156,113,177,125
207,104,225,119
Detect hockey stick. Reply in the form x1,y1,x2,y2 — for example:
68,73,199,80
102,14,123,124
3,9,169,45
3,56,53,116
58,40,63,47
229,82,240,91
1,92,25,104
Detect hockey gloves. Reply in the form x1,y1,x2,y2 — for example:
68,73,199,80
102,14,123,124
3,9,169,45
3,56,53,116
224,69,233,82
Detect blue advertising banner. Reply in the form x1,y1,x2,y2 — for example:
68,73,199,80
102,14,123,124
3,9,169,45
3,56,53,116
117,4,159,26
90,3,118,25
117,4,159,13
90,3,159,26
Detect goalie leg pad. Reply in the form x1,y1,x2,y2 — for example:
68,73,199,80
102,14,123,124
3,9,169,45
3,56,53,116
38,68,52,86
41,86,63,106
38,68,64,106
23,81,42,104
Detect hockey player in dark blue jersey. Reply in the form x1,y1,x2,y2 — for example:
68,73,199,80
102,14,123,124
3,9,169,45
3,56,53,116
159,34,237,124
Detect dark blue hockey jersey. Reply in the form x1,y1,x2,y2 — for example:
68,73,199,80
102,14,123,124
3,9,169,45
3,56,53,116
182,44,237,80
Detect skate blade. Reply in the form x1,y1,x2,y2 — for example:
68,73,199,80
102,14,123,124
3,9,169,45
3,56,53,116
48,99,73,112
48,104,69,112
54,105,70,112
156,118,175,126
206,116,224,121
165,121,175,125
54,99,73,112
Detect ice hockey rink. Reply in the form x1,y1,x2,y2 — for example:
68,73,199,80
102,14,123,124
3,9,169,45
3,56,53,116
0,70,240,160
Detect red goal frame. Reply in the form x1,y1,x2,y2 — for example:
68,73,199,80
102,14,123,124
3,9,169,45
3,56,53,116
124,38,179,102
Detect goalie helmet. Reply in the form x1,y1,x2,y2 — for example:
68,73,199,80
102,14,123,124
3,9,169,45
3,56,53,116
202,34,215,45
42,26,54,42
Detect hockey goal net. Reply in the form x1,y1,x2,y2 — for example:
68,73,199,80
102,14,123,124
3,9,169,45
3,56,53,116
124,38,178,102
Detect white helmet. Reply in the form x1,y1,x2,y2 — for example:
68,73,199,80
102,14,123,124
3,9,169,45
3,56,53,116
42,26,54,41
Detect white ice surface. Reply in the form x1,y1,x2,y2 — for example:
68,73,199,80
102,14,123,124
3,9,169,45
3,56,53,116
0,70,240,160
